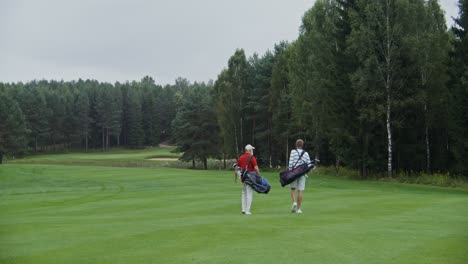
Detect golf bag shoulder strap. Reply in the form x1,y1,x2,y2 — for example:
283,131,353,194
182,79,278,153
292,149,306,168
241,155,254,179
246,154,253,170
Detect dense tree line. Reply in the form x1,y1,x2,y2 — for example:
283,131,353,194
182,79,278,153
212,0,467,177
0,77,179,162
1,0,467,177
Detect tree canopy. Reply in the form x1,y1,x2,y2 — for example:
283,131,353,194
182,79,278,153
1,0,466,175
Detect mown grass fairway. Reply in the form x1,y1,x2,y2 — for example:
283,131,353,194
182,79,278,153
1,162,468,264
7,147,180,167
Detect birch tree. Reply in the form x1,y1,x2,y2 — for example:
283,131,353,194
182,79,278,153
348,0,409,177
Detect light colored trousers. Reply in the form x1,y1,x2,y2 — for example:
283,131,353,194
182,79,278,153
242,183,253,213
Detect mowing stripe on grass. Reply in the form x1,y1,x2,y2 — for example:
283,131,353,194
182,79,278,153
1,164,467,264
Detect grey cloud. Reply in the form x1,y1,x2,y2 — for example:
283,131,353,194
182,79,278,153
0,0,460,84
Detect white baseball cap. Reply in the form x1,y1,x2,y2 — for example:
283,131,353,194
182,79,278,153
245,144,255,151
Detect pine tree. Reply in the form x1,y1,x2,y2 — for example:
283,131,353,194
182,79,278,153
157,85,177,143
227,49,251,155
213,70,237,166
45,88,66,150
109,86,123,148
248,50,275,166
291,0,346,164
213,49,251,158
0,94,28,163
408,0,450,173
19,85,49,152
76,89,92,151
448,0,468,175
270,41,293,166
140,77,160,146
126,84,144,147
172,83,219,169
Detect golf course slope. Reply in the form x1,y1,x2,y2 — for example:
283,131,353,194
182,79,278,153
1,164,467,264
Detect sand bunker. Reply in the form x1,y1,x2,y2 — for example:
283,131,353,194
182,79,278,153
147,158,179,161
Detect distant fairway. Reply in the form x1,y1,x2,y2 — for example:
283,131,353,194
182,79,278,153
7,147,180,167
1,161,467,263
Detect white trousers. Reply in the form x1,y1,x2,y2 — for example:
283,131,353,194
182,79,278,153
242,183,253,213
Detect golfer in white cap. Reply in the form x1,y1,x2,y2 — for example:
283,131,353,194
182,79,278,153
234,144,260,215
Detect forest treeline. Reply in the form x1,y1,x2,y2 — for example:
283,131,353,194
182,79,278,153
1,0,467,177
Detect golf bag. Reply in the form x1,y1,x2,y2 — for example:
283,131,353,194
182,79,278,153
237,155,271,194
279,150,316,187
243,170,271,194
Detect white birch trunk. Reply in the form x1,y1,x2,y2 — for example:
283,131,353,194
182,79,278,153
386,0,393,178
386,90,393,178
425,103,431,173
421,65,431,174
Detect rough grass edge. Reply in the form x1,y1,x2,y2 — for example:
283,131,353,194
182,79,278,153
316,166,468,189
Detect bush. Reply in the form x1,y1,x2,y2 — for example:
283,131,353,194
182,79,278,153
312,166,468,189
315,166,360,179
398,172,467,188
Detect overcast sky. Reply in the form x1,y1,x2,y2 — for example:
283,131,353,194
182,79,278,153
0,0,460,85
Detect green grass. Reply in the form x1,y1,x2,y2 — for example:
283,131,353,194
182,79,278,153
317,166,468,189
7,147,180,167
1,163,467,264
